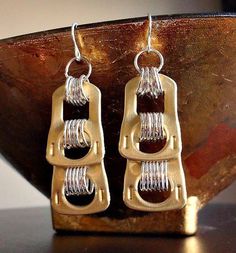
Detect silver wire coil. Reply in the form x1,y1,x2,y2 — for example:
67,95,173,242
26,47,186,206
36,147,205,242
63,119,89,149
137,67,163,99
65,74,89,106
139,160,168,192
140,112,164,141
64,167,94,196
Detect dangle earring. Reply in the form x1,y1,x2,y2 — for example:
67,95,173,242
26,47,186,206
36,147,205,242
46,23,110,216
119,15,187,211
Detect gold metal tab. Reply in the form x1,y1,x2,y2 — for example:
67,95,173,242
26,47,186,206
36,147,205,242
46,81,110,215
119,74,187,211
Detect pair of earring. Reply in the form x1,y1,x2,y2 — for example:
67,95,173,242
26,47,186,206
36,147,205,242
46,15,187,216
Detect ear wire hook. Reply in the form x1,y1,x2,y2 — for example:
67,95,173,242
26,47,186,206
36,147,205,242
134,14,164,73
65,23,92,79
71,22,81,61
147,13,152,52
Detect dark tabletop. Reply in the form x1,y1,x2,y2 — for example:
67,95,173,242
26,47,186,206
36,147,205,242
0,204,235,253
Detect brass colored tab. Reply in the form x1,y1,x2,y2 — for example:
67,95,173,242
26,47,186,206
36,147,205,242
119,75,182,161
123,159,186,211
46,81,110,215
119,74,187,211
51,163,110,215
46,82,104,167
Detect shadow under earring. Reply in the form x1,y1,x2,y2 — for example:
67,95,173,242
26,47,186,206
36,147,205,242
119,15,187,212
46,23,110,229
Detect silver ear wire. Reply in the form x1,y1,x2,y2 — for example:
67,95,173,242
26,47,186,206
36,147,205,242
71,23,81,61
65,22,92,80
147,13,152,52
64,23,92,105
134,14,164,74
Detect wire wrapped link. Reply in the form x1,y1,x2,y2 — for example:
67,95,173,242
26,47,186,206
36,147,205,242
140,112,164,142
65,74,89,106
139,161,168,192
64,167,94,196
137,67,163,98
63,119,89,149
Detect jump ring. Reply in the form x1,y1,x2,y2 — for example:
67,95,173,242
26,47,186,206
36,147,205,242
134,48,164,74
65,56,92,79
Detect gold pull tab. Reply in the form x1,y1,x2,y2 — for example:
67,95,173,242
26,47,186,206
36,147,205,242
46,81,110,215
119,74,187,211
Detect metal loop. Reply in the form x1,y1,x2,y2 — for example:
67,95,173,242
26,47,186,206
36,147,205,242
137,66,163,98
64,167,95,196
139,112,165,141
65,75,89,106
139,160,168,192
65,57,92,79
134,48,164,74
63,119,90,149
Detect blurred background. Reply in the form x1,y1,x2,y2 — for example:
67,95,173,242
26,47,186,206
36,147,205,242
0,0,235,209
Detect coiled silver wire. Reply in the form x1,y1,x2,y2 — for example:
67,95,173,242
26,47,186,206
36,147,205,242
63,119,89,149
64,167,94,196
65,74,89,106
139,160,168,192
137,67,163,98
140,112,164,141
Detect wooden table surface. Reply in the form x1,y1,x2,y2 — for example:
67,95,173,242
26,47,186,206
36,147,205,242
0,204,235,253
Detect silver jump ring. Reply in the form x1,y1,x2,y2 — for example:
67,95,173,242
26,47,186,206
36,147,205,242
65,57,92,79
64,167,94,196
134,48,164,74
63,119,89,149
139,160,168,192
140,112,164,141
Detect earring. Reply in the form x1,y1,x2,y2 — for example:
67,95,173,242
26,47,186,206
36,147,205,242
119,15,187,211
46,23,110,215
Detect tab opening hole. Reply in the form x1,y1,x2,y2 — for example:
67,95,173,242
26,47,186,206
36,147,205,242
64,146,90,159
64,179,95,206
139,138,166,153
138,180,171,203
